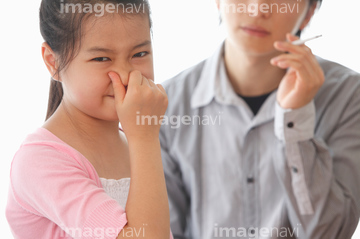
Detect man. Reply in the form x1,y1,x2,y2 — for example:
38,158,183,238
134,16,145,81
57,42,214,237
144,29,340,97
160,0,360,238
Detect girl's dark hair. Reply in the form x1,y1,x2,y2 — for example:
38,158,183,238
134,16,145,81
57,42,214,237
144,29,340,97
40,0,152,120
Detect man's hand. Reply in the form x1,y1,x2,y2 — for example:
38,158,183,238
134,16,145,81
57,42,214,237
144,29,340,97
271,33,325,109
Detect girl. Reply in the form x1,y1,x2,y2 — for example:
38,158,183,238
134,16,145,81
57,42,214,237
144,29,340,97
6,0,172,238
160,0,360,238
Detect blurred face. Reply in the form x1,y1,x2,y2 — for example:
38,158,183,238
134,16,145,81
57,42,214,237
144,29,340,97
59,13,153,121
217,0,315,56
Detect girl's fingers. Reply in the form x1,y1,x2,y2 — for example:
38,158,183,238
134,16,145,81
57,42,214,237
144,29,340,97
142,75,152,87
128,70,144,88
115,71,168,102
156,84,166,95
108,72,126,103
148,78,156,86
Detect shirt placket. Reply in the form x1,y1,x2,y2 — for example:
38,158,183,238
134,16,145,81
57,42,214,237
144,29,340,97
242,127,260,237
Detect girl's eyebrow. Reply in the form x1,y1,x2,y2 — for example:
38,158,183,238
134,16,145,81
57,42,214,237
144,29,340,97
86,47,116,54
86,40,151,54
132,40,151,50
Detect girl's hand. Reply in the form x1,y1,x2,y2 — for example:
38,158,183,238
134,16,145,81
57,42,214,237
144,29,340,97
108,71,168,141
271,33,325,109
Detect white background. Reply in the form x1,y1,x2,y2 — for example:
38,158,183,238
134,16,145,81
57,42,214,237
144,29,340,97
1,0,359,237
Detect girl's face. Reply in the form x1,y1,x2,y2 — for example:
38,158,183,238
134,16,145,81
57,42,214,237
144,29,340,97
217,0,316,56
59,13,153,121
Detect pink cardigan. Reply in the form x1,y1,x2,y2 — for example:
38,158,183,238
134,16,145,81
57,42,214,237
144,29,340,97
6,128,171,239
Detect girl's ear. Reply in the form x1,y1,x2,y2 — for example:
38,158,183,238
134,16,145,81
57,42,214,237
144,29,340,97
41,42,60,82
299,2,317,31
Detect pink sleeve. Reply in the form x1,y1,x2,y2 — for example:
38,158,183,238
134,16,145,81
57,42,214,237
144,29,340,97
10,143,127,239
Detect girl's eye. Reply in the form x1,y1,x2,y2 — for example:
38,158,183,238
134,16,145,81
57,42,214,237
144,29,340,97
92,57,111,62
133,52,148,58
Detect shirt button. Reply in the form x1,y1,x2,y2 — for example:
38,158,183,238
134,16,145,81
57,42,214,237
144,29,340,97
287,122,294,128
247,177,254,183
292,167,298,173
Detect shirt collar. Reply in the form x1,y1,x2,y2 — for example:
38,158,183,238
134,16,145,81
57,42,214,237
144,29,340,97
191,41,250,109
190,41,277,124
190,43,224,109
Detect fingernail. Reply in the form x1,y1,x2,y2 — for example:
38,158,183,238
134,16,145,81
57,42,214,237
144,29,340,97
276,42,285,47
278,61,286,67
108,73,114,81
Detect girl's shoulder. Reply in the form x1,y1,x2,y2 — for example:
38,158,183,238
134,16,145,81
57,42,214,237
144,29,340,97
12,128,97,178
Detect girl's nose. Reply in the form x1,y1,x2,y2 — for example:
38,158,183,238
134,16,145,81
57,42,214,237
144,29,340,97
113,63,133,86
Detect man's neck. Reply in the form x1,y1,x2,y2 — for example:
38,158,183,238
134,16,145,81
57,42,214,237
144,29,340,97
224,39,286,97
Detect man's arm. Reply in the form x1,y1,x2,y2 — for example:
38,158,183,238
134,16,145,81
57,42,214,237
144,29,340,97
273,91,360,238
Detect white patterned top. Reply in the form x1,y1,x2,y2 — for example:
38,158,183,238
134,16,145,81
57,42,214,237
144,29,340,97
100,178,130,209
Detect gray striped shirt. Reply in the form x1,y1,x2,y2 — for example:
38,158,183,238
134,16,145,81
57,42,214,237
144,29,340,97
160,43,360,239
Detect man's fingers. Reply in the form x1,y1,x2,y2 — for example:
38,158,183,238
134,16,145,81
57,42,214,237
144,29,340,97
287,33,299,43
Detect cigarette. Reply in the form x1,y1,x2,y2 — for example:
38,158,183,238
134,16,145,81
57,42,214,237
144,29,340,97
291,35,322,45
